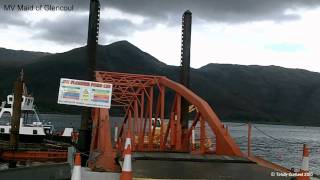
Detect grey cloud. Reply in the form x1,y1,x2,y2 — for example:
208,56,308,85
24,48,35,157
1,0,320,46
32,14,88,44
31,13,147,45
104,19,139,37
2,0,320,23
105,0,320,23
0,12,30,27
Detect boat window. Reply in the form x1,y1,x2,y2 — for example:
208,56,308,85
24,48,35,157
22,111,39,125
0,112,11,125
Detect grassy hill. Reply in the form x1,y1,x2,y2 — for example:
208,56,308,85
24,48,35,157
0,41,320,126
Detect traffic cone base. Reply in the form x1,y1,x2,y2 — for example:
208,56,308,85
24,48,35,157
301,157,309,171
71,153,82,180
121,132,132,180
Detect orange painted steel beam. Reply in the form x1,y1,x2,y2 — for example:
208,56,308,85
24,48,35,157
175,95,183,151
150,94,160,149
200,117,206,153
159,86,165,150
158,77,242,156
148,87,153,151
186,112,200,141
248,156,291,173
1,151,67,162
88,108,117,172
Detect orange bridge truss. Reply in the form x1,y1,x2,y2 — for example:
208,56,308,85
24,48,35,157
89,71,243,171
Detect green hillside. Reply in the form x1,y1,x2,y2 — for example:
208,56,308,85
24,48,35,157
1,41,320,126
0,47,50,67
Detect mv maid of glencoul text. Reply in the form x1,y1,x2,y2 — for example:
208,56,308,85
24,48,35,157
3,4,74,11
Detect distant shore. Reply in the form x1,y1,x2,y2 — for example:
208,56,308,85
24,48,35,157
37,112,320,127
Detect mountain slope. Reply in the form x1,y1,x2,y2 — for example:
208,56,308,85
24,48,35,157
197,64,320,124
0,41,320,126
0,48,50,67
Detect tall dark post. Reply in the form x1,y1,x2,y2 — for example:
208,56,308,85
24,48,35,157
78,0,100,166
9,70,24,168
180,10,192,149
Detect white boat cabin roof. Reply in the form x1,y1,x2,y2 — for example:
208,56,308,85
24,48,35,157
0,95,35,117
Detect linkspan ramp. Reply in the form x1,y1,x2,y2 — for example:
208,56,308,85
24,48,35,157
132,152,288,179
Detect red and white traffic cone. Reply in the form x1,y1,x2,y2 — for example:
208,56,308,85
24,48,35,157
297,144,310,180
71,153,81,180
120,144,132,180
124,130,132,150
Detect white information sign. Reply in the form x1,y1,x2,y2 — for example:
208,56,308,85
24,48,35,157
57,78,112,108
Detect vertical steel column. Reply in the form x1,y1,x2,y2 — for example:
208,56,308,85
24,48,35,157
134,100,138,138
200,117,206,154
159,86,165,149
180,10,192,149
176,95,182,150
148,87,153,150
248,123,252,157
150,95,160,149
8,71,24,168
79,0,100,166
138,91,145,149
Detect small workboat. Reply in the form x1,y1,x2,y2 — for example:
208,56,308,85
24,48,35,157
0,85,74,143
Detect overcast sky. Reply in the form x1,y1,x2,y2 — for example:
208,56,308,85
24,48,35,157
1,0,320,72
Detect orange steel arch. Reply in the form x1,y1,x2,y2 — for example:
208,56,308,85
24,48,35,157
89,71,243,172
159,77,242,156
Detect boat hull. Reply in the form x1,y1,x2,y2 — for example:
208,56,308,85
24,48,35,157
0,134,72,144
0,134,45,143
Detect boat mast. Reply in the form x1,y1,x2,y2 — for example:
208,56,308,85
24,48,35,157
8,70,24,168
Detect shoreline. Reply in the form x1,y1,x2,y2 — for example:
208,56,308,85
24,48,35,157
37,113,320,127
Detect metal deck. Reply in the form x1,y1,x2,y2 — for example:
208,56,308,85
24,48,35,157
0,163,71,180
132,152,289,179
